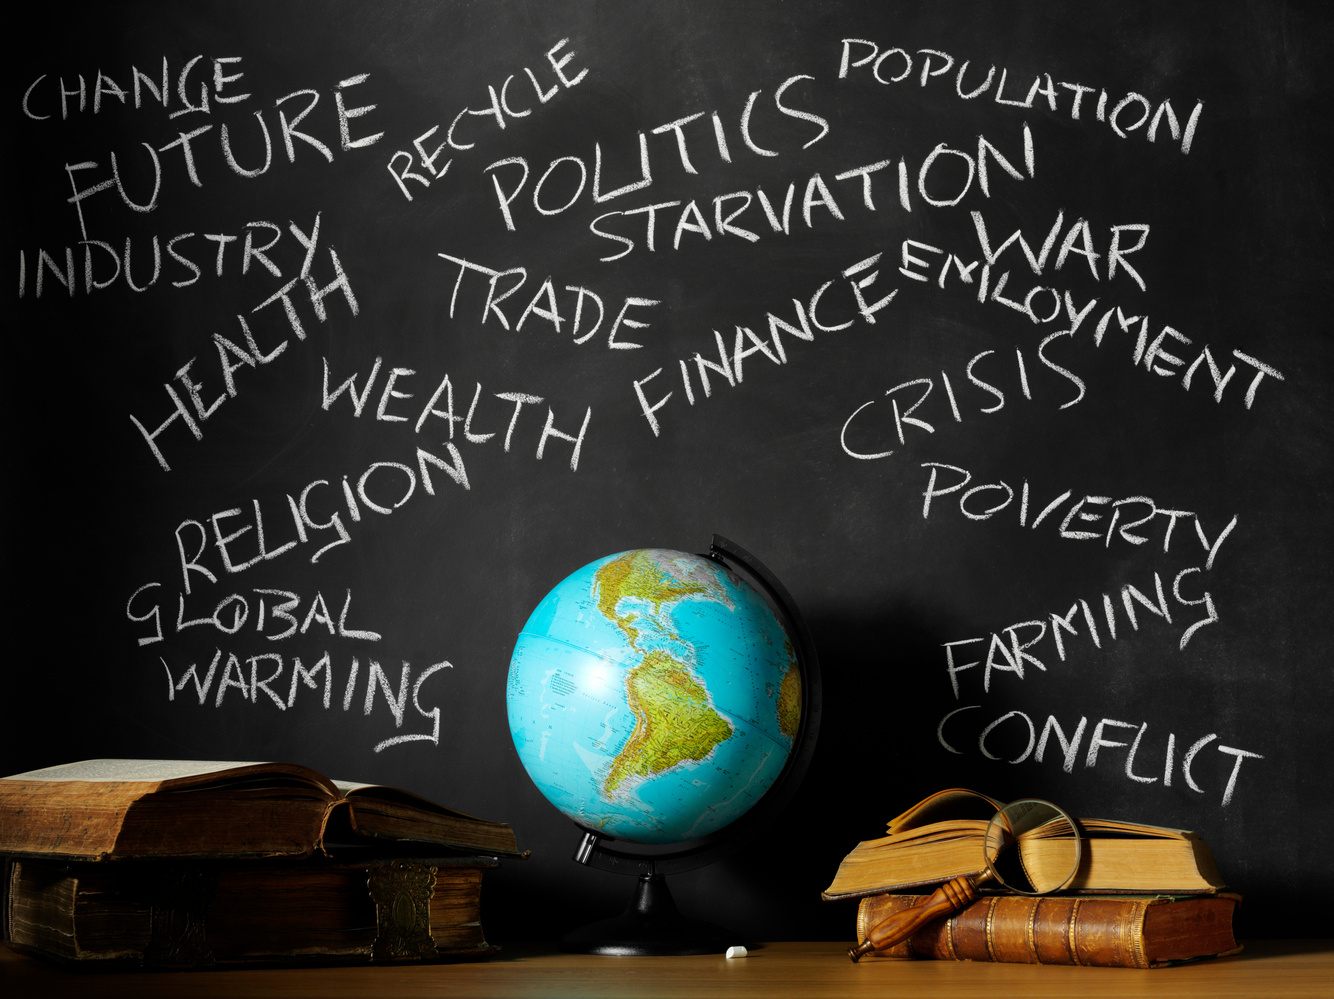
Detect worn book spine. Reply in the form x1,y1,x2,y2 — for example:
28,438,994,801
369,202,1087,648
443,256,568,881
4,857,497,967
856,892,1242,969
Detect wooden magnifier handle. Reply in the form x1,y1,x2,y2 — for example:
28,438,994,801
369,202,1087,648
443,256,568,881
848,874,983,962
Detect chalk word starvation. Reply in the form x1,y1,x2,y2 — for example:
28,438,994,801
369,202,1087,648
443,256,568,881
837,40,1205,155
937,703,1261,806
156,649,451,754
575,121,1031,263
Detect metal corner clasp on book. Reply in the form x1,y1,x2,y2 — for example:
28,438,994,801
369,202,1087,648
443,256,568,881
368,859,440,961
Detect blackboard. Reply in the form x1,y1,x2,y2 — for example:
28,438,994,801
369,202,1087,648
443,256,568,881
9,0,1333,942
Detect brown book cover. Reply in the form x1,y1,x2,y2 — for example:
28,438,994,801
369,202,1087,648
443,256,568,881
855,891,1243,968
3,855,500,968
0,759,522,861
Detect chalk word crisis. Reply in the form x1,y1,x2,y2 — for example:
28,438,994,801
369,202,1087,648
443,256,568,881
837,41,1204,155
156,649,450,754
937,704,1260,806
838,226,1285,457
387,37,588,201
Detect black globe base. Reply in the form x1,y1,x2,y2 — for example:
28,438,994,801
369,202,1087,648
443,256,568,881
560,873,738,956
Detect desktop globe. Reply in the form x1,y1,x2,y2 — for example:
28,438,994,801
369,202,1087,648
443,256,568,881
506,538,820,955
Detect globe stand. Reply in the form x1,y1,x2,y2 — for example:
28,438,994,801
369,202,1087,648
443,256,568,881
559,868,736,956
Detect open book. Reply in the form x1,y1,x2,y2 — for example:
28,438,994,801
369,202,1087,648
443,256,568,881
0,759,522,861
823,789,1226,899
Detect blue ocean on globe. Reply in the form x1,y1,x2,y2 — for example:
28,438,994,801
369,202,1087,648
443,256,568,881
507,549,803,845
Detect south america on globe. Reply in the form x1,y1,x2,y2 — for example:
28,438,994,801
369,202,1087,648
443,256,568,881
507,549,803,845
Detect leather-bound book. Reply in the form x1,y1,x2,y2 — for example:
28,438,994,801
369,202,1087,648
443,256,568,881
856,892,1242,968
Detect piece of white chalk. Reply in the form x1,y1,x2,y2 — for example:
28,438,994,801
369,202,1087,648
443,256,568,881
725,945,748,959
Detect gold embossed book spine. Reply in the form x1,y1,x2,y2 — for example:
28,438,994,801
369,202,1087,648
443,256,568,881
855,892,1242,968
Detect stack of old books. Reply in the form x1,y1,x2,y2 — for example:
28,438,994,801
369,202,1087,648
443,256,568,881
823,789,1241,969
0,759,524,968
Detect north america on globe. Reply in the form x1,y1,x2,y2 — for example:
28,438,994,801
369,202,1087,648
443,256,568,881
507,549,803,844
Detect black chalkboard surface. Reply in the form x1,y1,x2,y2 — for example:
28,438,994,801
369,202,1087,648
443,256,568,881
9,0,1333,942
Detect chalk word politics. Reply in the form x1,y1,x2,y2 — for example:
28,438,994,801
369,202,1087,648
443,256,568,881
387,37,589,201
156,649,451,754
837,40,1204,155
937,704,1261,807
127,584,380,647
479,72,830,234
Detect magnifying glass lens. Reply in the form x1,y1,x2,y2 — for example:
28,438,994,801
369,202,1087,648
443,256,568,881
982,799,1081,894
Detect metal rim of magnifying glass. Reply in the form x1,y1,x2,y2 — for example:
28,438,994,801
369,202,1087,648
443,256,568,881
981,798,1082,895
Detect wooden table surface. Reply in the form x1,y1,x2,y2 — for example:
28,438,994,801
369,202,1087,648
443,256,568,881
3,939,1331,998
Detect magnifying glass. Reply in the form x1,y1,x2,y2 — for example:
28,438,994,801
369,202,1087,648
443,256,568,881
848,799,1082,962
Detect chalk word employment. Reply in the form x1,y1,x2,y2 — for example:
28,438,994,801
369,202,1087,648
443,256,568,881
156,649,452,754
937,703,1261,806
